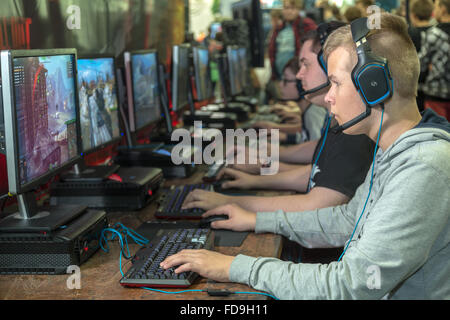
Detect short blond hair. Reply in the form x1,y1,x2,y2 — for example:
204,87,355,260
323,13,419,99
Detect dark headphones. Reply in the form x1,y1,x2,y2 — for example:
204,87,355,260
317,22,331,74
350,17,393,107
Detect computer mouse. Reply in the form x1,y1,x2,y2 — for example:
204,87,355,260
212,178,234,189
198,214,229,229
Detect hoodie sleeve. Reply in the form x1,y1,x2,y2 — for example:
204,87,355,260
228,146,450,299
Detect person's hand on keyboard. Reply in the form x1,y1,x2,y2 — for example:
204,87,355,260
160,248,234,283
181,189,229,211
216,168,259,190
160,204,256,282
202,203,256,232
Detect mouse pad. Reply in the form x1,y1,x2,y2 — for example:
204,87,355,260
135,220,249,247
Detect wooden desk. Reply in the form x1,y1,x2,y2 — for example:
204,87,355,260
0,166,283,300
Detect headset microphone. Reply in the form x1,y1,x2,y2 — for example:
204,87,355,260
299,79,330,97
330,107,372,133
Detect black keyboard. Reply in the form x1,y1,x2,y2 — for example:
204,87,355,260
155,183,213,219
120,227,213,288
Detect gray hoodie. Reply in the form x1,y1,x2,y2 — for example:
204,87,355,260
229,109,450,299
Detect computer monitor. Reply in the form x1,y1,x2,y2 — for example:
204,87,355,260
0,69,8,201
171,44,190,111
231,0,264,67
192,46,213,101
124,49,162,132
237,46,248,93
226,46,243,97
77,56,121,154
0,49,85,229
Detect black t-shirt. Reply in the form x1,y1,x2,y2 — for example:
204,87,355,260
308,122,376,198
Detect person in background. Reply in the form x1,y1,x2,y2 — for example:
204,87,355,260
268,0,317,81
266,8,284,49
407,0,434,112
408,0,434,53
344,6,363,23
207,31,223,96
316,0,344,22
418,0,450,120
355,0,375,17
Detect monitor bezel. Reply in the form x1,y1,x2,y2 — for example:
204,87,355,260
76,54,123,156
192,45,213,101
124,49,162,133
1,48,82,195
226,45,244,97
171,44,191,112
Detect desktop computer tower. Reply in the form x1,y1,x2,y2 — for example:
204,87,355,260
114,144,197,179
0,208,108,275
183,111,237,130
50,166,164,211
201,103,251,122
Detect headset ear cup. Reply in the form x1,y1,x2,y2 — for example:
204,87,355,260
352,60,393,107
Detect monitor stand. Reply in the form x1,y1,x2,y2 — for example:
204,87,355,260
60,163,120,182
0,191,87,233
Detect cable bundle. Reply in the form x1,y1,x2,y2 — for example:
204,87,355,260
100,222,149,276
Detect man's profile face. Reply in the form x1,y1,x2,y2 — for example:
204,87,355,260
278,67,300,101
296,40,329,108
324,47,367,135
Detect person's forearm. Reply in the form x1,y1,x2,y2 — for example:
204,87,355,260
277,162,303,172
246,165,311,192
231,186,349,213
230,194,311,213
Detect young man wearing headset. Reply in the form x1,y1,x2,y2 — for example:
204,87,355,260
182,22,376,215
161,13,450,299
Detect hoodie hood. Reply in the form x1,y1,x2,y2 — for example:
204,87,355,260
379,108,450,161
415,108,450,133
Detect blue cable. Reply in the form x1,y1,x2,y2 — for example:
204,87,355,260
338,107,384,262
234,291,279,300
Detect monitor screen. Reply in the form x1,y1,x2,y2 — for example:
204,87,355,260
8,52,79,191
172,44,190,111
77,57,120,154
193,46,213,101
130,51,161,131
227,46,243,96
210,22,222,39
